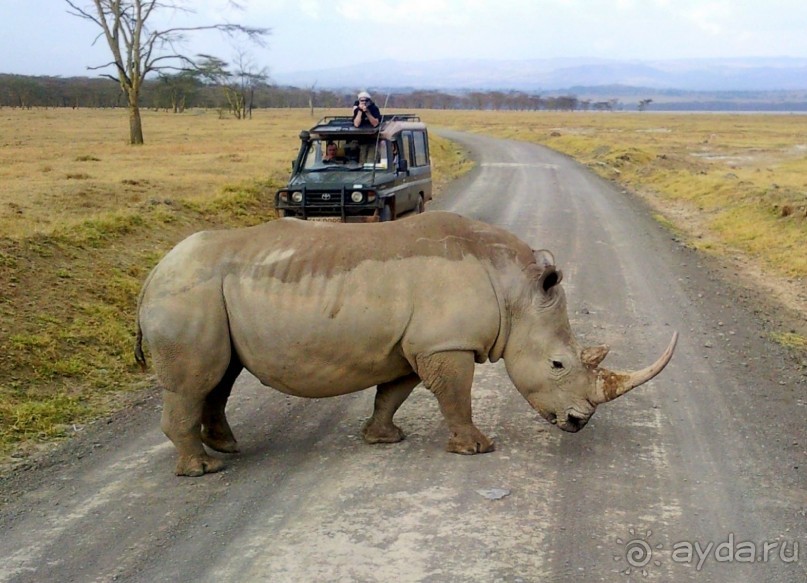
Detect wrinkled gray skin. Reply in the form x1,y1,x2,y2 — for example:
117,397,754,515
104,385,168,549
136,211,677,476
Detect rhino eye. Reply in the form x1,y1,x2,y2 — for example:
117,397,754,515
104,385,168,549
551,360,565,370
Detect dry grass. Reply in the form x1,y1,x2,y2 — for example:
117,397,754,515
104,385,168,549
0,108,309,237
2,106,805,463
421,110,807,279
0,107,468,461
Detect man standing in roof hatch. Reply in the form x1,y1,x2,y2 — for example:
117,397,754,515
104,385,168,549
353,91,381,127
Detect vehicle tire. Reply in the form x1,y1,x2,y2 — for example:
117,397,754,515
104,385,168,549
380,205,392,222
414,195,425,214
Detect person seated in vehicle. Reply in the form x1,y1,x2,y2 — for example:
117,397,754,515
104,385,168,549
353,91,381,128
323,141,346,164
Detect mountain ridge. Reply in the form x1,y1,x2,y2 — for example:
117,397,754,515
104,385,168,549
272,56,807,92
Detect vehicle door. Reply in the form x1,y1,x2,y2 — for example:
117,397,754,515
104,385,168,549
394,132,412,212
405,129,431,211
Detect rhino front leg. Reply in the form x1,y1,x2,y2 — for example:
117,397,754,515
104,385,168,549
416,351,495,454
363,373,421,444
161,390,225,477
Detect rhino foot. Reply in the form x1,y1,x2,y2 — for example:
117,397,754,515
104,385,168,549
362,419,406,444
446,430,495,455
201,430,240,454
175,453,225,477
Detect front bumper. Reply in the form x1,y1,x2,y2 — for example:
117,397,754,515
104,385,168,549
275,188,381,222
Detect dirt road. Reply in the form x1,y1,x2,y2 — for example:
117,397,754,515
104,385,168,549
1,131,804,582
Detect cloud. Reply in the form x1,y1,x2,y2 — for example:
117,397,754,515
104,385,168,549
336,0,463,26
683,2,731,35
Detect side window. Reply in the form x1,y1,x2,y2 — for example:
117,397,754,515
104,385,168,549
413,131,428,167
401,132,414,167
375,140,389,169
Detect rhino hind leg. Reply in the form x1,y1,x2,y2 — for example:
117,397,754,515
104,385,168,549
362,373,421,444
416,351,495,455
201,354,243,454
161,389,225,477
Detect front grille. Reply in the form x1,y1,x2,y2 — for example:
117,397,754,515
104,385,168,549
306,192,342,205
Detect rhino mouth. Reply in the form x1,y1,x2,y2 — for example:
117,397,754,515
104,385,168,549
545,411,591,433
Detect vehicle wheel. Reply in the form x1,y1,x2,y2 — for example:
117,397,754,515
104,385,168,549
380,205,392,222
414,195,425,214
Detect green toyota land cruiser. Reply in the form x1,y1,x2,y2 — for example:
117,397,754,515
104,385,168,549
275,114,432,222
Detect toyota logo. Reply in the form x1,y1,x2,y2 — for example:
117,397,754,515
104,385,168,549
321,193,331,201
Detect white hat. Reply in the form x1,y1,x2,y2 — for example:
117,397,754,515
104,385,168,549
357,91,371,100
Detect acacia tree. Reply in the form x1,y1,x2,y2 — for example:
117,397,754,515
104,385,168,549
64,0,269,144
195,50,267,120
157,70,200,113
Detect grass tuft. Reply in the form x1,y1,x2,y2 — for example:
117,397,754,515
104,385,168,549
0,393,91,442
769,331,807,351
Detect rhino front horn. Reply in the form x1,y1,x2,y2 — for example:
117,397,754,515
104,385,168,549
592,331,679,404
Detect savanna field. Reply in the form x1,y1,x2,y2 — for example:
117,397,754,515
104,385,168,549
1,107,805,463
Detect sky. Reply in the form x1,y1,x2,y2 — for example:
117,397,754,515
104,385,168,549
2,0,807,79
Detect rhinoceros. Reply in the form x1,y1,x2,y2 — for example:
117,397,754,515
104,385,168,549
135,211,677,476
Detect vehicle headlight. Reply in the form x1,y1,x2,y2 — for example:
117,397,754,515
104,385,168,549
291,192,303,203
351,191,364,203
366,191,377,202
278,191,289,203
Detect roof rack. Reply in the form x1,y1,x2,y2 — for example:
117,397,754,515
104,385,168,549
314,113,421,128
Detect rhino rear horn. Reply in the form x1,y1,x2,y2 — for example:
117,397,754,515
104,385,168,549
591,331,678,404
581,345,609,368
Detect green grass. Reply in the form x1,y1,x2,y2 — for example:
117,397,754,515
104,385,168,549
769,331,807,352
0,393,91,442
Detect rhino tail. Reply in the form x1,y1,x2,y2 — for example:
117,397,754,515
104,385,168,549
134,323,147,371
134,267,157,371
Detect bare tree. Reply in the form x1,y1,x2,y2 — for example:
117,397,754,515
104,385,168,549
307,81,317,117
64,0,269,144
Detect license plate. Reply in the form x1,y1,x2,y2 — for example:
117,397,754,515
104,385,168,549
308,216,343,223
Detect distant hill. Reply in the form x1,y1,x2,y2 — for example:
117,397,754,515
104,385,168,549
273,57,807,93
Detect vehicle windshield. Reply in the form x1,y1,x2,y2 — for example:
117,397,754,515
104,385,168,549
301,137,391,171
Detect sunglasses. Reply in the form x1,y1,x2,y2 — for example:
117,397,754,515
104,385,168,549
359,98,369,102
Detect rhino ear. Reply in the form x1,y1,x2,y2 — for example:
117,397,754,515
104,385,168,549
531,249,562,293
533,249,555,269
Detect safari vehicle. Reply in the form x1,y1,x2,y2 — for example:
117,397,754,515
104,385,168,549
275,114,432,222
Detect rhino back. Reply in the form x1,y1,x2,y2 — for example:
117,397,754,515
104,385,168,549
141,213,533,397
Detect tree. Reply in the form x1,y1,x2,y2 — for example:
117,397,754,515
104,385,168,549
638,98,653,112
65,1,269,144
156,70,200,113
195,49,268,120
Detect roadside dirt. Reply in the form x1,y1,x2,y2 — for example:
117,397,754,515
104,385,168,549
638,192,807,340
